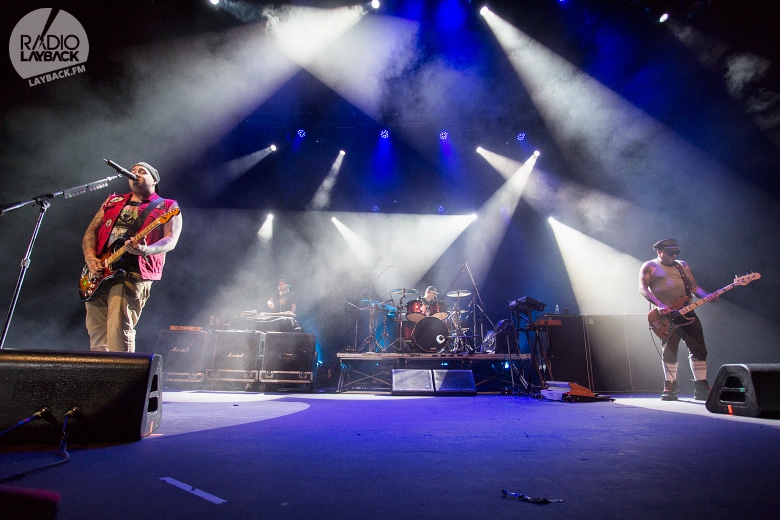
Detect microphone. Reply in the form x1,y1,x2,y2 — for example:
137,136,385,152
104,159,138,181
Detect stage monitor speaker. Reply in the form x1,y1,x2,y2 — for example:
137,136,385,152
391,369,434,395
432,370,476,396
0,350,162,443
706,364,780,418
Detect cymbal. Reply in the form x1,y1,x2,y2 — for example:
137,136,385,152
359,299,383,305
446,290,471,297
449,309,470,315
390,288,419,294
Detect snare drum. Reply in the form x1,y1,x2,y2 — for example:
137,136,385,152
406,300,424,323
411,317,449,352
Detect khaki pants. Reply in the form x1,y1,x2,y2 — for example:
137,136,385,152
85,277,152,352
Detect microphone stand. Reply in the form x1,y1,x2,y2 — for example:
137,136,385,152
0,174,123,350
355,265,392,352
463,261,486,351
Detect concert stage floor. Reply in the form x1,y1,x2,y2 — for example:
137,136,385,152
2,390,778,519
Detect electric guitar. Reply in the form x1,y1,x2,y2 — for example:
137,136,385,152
79,207,180,301
648,272,761,338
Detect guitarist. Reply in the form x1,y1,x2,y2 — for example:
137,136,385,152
639,238,717,401
82,162,182,353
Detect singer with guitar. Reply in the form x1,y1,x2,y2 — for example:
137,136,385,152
82,162,182,353
639,238,717,401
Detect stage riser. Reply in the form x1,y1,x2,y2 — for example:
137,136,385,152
338,354,528,393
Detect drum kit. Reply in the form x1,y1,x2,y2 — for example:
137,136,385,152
357,287,474,353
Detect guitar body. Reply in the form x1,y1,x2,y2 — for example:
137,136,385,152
79,247,125,302
647,296,695,339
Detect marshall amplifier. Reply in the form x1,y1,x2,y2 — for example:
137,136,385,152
206,330,263,383
259,332,316,388
156,330,211,383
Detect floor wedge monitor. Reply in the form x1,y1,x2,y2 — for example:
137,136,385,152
0,350,162,443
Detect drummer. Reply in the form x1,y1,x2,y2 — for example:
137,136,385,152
420,286,441,317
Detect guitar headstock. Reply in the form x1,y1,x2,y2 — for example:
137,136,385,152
158,207,181,224
734,272,761,285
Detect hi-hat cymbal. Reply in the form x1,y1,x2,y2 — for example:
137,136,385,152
390,288,419,294
446,290,471,297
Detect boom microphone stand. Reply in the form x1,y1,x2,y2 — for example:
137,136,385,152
0,164,130,350
463,261,487,351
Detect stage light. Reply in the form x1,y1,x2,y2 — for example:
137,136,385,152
480,6,489,16
439,131,448,140
270,144,277,152
339,150,346,156
297,129,306,137
210,0,219,5
438,205,445,215
371,0,380,9
659,13,669,23
476,146,483,153
516,132,526,141
533,150,540,157
372,205,380,213
380,129,389,139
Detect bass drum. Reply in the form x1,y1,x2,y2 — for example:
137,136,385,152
411,317,449,353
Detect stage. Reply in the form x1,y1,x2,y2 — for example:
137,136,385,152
2,391,779,519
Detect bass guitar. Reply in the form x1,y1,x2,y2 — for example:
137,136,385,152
79,207,180,301
648,272,760,339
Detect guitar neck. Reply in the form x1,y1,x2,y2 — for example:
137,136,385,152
678,283,734,315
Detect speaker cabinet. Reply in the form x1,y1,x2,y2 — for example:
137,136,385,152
155,330,210,382
432,369,477,396
207,330,262,382
546,315,591,389
391,369,476,396
0,350,162,443
706,364,780,417
259,332,316,385
392,369,434,395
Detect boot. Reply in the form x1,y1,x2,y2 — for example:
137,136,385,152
694,379,711,401
661,380,678,401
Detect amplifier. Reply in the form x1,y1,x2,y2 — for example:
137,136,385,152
156,330,211,382
259,332,316,385
207,330,263,382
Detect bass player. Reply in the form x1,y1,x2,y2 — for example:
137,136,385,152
82,162,182,352
639,238,717,401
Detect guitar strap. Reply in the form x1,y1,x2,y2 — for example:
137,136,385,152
123,194,164,241
673,261,692,300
